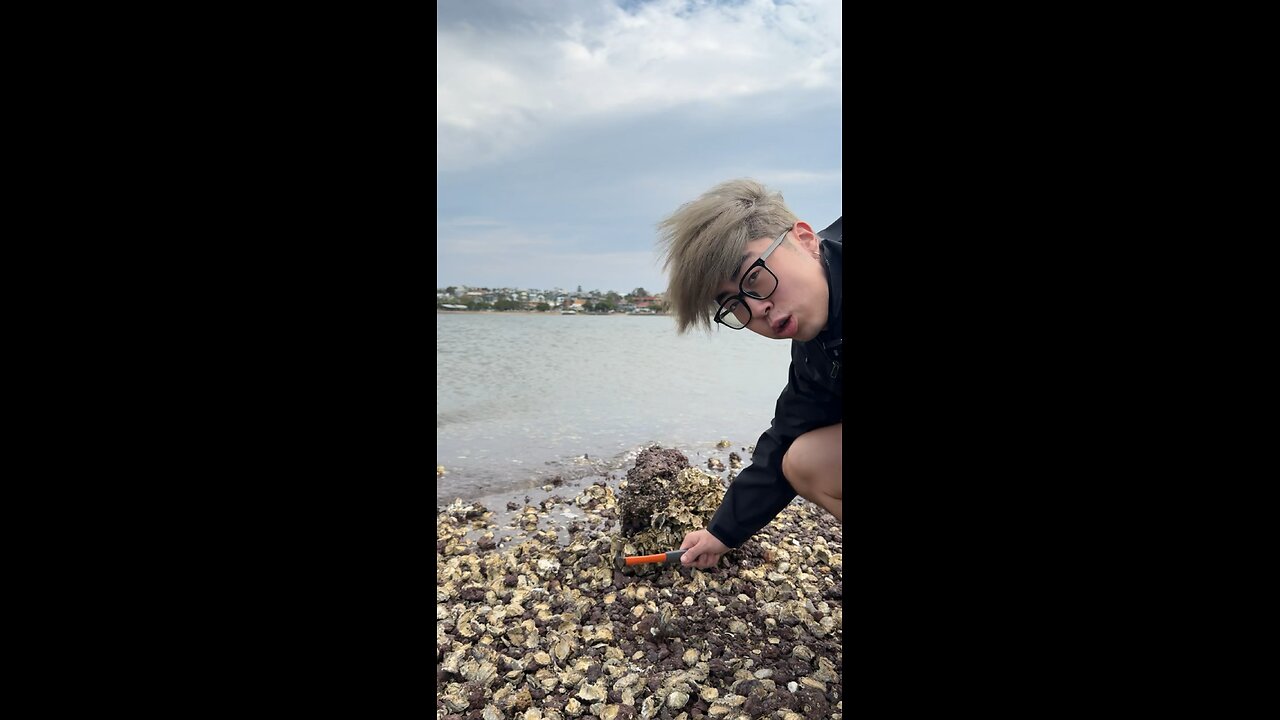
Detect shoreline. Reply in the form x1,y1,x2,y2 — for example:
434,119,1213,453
437,310,669,317
436,438,754,530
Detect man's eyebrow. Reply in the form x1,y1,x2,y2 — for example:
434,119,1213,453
715,254,751,304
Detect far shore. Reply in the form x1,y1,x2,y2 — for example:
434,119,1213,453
436,310,668,317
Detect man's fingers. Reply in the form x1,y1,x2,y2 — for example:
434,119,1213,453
683,537,712,564
681,533,724,567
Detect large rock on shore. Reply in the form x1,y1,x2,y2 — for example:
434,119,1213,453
615,446,725,573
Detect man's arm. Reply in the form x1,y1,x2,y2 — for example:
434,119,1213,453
705,359,842,548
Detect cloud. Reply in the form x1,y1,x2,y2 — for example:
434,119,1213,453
436,0,843,293
437,0,842,171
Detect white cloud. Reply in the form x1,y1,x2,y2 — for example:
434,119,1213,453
436,222,561,255
437,0,841,171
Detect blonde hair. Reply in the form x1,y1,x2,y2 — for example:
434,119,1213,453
657,178,798,334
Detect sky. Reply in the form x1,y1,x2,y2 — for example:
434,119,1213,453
437,0,842,295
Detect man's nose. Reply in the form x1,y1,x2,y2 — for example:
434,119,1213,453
746,295,771,318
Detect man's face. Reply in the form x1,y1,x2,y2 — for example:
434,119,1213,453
713,222,830,341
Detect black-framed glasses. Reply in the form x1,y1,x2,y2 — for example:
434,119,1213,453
714,227,788,329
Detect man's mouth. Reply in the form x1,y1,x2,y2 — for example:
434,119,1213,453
772,316,790,334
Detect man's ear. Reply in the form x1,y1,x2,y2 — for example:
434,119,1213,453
792,221,820,255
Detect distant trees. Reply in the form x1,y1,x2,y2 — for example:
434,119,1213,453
593,289,619,312
438,287,657,311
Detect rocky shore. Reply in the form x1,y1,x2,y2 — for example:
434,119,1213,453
437,446,843,720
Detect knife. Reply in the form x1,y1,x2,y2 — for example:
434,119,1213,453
615,549,686,569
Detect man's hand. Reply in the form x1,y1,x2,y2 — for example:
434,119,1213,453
680,529,730,569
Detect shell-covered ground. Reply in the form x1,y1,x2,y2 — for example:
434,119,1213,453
437,446,843,720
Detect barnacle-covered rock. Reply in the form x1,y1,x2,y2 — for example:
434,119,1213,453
615,447,726,568
617,446,690,535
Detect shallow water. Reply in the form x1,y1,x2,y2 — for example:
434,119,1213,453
436,312,794,506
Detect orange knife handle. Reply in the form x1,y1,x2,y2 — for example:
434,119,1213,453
625,553,667,566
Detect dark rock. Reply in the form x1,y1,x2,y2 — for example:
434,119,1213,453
797,688,830,717
619,446,690,536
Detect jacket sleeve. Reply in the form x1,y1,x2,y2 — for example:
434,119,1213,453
706,358,842,548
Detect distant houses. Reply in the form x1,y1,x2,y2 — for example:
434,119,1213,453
631,295,660,310
436,287,665,313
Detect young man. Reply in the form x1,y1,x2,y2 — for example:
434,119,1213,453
656,178,842,570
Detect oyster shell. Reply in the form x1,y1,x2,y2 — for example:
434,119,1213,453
576,680,608,702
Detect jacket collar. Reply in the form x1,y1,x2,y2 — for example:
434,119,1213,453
816,235,842,348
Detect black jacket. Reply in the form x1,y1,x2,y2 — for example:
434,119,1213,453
707,218,843,548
